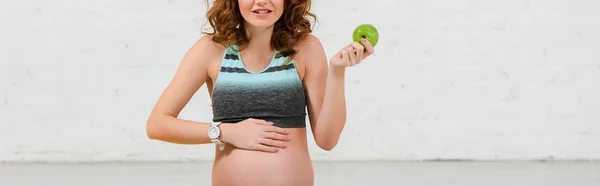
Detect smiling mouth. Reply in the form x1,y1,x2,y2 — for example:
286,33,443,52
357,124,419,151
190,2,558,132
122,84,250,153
252,9,272,14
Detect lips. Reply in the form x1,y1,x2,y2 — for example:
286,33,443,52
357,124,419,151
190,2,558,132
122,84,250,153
252,9,272,14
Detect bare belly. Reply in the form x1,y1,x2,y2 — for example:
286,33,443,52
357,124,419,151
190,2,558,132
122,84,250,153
211,128,314,186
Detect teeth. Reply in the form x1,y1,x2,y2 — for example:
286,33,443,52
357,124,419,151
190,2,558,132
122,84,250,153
254,10,270,14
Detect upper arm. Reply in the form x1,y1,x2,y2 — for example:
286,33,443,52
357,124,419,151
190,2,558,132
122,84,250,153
297,34,329,129
149,35,218,118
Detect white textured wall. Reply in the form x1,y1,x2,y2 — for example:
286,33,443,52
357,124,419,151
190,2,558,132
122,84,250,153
1,0,599,162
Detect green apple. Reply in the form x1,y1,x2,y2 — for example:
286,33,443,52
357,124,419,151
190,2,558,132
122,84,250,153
353,24,379,47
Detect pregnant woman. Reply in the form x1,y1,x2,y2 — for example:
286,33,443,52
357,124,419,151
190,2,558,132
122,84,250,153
146,0,375,185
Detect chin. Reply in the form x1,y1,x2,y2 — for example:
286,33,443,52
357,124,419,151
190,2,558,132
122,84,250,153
246,21,277,29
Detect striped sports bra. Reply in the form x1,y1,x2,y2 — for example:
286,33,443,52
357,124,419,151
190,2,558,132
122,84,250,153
211,44,307,128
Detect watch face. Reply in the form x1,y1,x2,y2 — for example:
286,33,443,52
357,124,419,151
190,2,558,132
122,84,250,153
208,127,219,138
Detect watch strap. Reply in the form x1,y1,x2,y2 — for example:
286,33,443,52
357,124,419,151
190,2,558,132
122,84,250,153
210,122,225,151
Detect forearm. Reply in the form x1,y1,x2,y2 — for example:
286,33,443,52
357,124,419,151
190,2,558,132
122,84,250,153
314,64,347,149
146,114,220,145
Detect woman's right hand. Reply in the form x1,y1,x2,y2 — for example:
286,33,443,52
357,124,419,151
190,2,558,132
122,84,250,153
219,118,290,153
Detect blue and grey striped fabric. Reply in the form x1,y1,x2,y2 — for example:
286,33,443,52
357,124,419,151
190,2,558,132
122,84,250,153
211,45,307,128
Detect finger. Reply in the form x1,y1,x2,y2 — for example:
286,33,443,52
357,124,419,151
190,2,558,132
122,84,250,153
338,45,352,59
253,144,279,153
349,43,363,65
340,48,350,63
361,38,375,58
264,126,289,135
351,42,365,61
252,119,274,126
346,47,357,66
264,132,290,141
260,139,288,148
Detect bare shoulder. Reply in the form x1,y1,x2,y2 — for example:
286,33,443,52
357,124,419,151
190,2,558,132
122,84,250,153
294,34,327,68
177,34,226,79
295,34,326,58
297,33,323,47
187,35,225,62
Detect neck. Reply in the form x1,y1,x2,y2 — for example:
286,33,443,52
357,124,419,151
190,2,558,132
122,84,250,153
243,23,274,53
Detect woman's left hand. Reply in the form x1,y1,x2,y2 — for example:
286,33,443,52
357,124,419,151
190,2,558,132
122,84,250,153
329,38,375,68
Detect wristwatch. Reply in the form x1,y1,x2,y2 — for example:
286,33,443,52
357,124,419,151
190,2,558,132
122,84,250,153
208,122,225,151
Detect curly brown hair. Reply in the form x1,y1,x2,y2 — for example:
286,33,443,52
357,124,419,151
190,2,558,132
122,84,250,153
202,0,316,64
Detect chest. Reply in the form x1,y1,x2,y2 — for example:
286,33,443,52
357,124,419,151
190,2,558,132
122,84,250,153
207,56,306,93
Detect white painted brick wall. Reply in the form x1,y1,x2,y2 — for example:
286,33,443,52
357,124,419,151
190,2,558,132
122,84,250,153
1,0,599,162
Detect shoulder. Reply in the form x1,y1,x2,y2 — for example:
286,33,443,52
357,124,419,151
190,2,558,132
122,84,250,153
294,34,327,67
295,34,325,55
180,35,226,67
189,35,226,57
